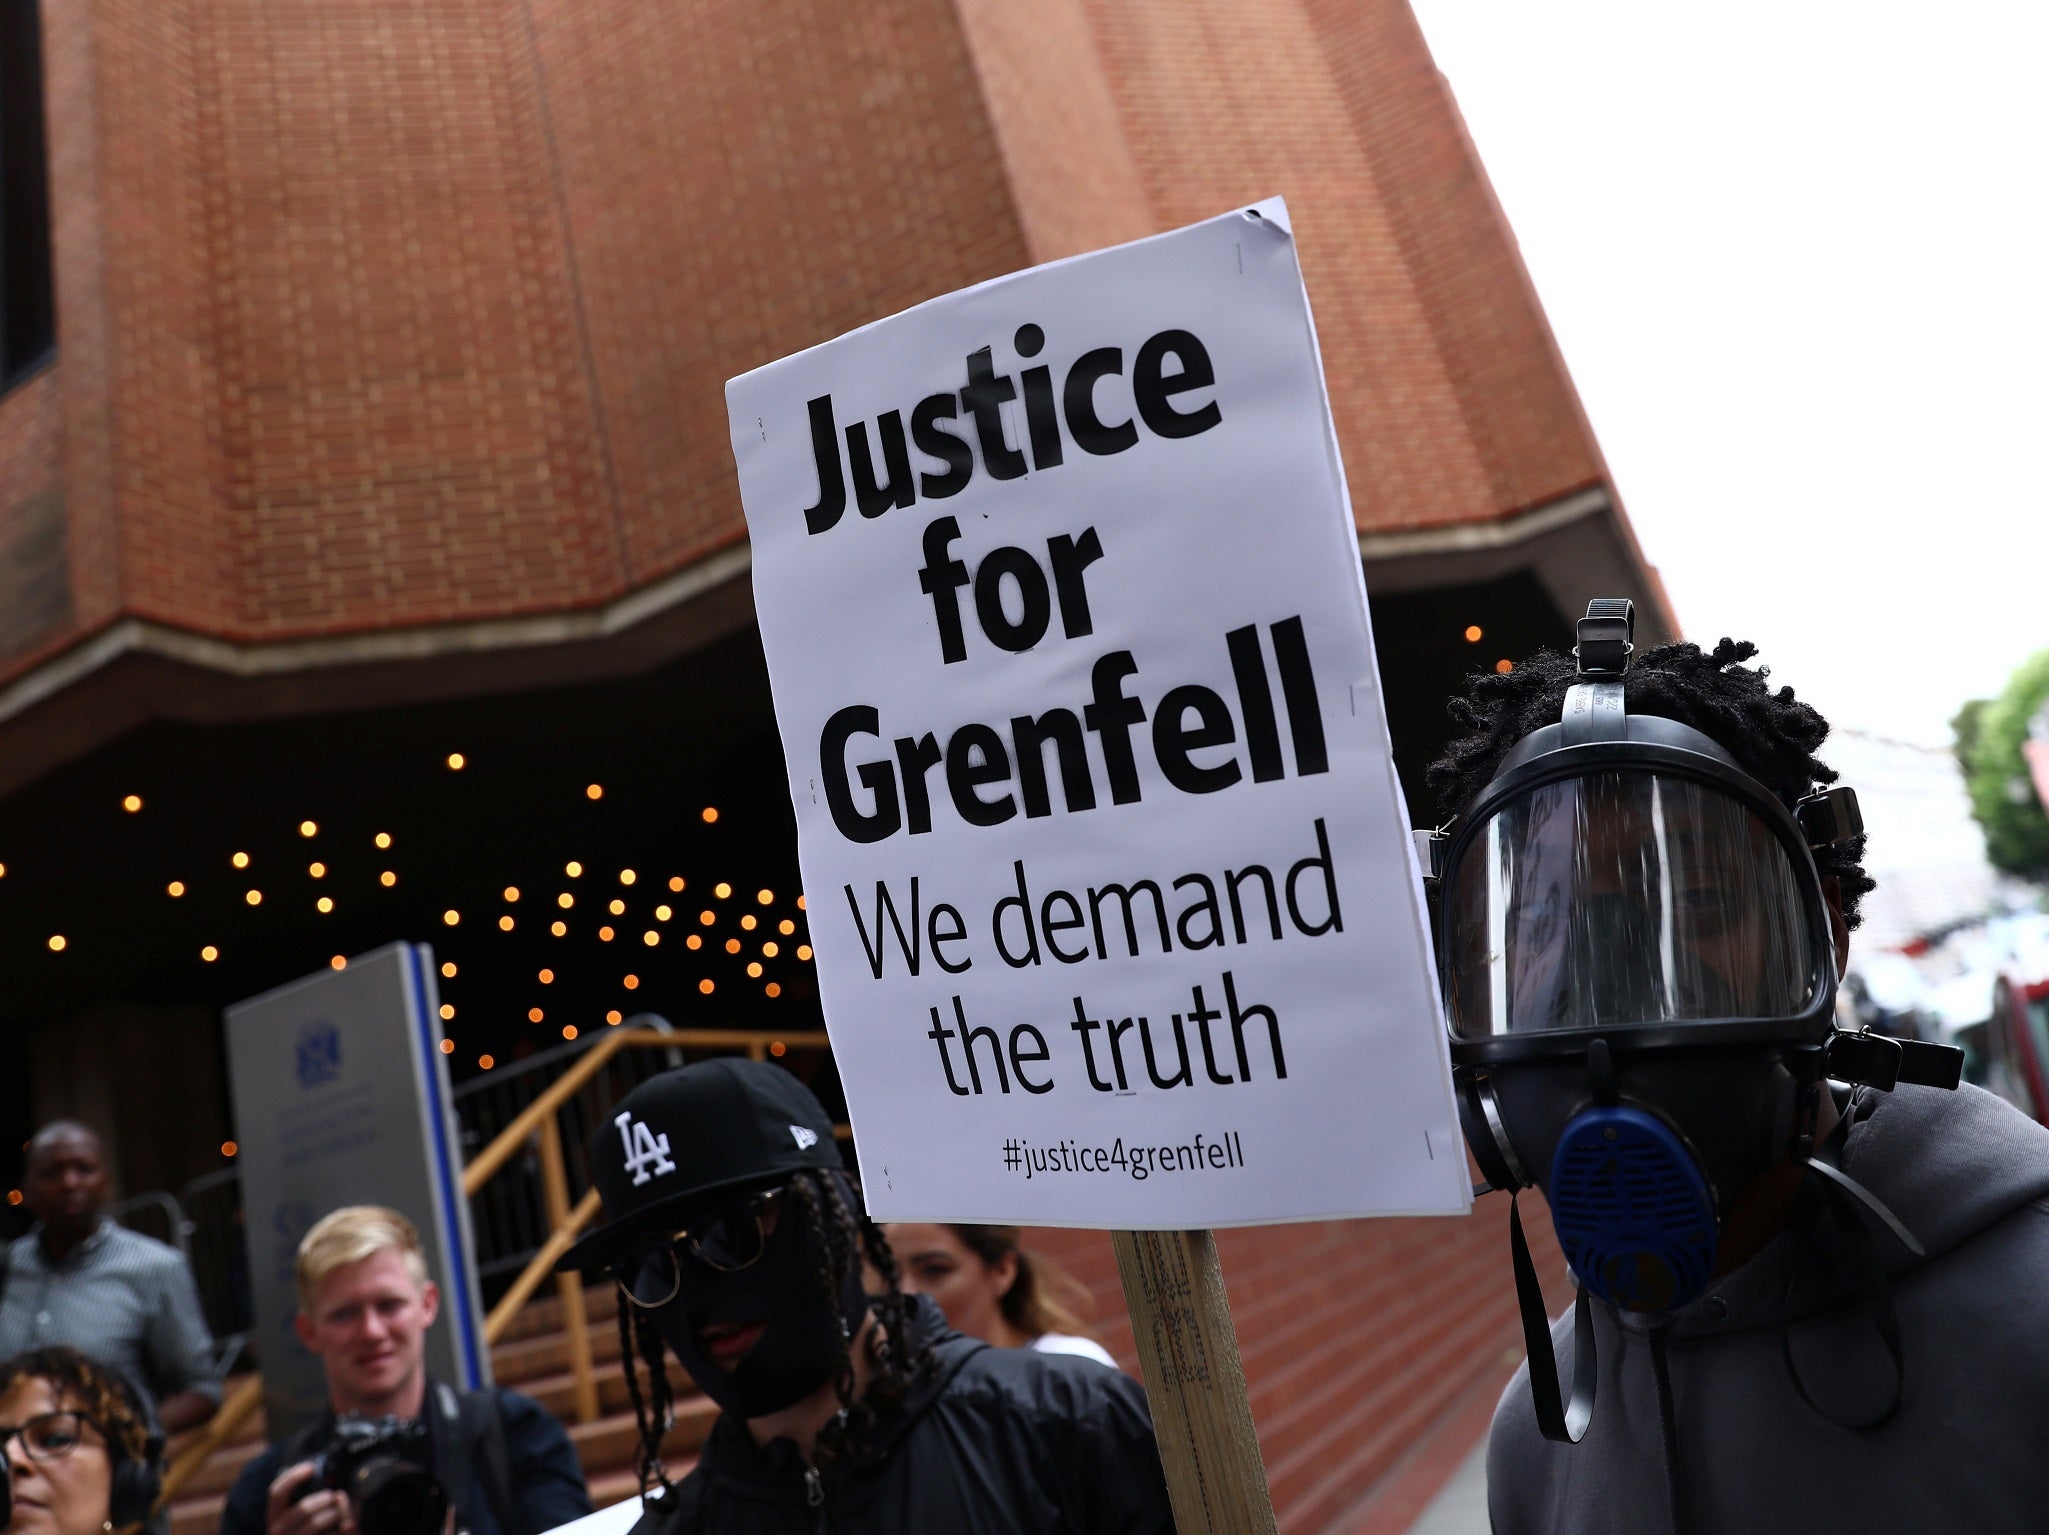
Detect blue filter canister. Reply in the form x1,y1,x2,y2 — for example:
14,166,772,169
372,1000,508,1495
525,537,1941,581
1549,1105,1717,1313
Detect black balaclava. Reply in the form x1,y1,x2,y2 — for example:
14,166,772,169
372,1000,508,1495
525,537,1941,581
652,1171,872,1420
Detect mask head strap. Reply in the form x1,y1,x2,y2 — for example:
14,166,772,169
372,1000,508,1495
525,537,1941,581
1561,598,1634,747
1510,1193,1597,1443
1573,597,1635,678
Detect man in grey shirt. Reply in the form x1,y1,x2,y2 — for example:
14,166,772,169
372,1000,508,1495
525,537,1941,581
0,1121,221,1433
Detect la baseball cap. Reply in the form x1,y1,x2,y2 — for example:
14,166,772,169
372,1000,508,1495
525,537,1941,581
555,1057,844,1273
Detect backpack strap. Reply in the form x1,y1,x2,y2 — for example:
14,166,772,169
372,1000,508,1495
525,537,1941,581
444,1386,515,1535
282,1413,331,1465
430,1383,477,1535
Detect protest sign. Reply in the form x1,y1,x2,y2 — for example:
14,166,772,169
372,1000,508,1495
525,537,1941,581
727,199,1466,1229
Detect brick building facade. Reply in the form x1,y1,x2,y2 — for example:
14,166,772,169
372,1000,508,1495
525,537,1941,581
1,0,1660,1524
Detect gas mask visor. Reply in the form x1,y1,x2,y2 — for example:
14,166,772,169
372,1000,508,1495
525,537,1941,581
1443,766,1830,1042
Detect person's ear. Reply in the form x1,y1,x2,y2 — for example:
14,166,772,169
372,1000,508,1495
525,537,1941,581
991,1251,1019,1300
1821,876,1850,980
292,1311,317,1352
419,1280,441,1328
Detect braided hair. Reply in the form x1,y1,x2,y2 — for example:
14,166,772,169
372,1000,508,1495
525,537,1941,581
616,1168,932,1491
617,1300,676,1495
790,1171,925,1467
1427,636,1874,927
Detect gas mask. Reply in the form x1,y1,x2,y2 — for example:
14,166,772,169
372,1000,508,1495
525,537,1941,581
1419,600,1961,1440
640,1171,872,1421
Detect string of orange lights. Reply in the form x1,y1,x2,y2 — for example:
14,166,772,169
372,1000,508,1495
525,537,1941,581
31,751,815,1100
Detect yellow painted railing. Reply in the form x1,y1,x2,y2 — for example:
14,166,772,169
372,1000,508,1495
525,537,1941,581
158,1026,830,1508
158,1375,265,1508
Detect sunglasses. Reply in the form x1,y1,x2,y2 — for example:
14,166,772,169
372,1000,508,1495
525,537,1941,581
0,1412,99,1463
613,1188,784,1309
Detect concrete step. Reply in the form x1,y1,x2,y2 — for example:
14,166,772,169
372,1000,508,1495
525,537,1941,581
489,1283,623,1345
492,1312,635,1385
565,1395,720,1477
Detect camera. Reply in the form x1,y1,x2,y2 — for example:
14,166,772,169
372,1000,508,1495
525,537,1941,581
296,1414,448,1535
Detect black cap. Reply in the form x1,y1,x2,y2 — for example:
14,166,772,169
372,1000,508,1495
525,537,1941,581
554,1058,844,1273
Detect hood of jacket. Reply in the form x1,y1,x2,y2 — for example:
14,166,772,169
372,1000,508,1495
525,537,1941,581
1635,1080,2049,1342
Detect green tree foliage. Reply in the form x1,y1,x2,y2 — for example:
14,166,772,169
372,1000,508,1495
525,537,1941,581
1957,649,2049,876
1951,697,1989,768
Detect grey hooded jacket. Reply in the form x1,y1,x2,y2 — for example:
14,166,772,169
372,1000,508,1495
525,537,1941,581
1488,1082,2049,1534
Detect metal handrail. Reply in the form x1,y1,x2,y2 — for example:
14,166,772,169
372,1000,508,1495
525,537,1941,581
462,1026,822,1193
483,1188,604,1339
159,1376,264,1505
108,1190,190,1261
462,1027,666,1193
158,1024,831,1510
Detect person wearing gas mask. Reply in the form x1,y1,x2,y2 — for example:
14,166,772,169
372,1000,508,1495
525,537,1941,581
555,1057,1174,1533
219,1207,589,1535
1420,601,2049,1534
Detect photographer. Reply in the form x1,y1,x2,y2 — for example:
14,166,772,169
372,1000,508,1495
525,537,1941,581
220,1208,588,1535
0,1347,163,1535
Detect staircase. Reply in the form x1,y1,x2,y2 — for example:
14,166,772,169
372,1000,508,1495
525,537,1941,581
166,1286,704,1535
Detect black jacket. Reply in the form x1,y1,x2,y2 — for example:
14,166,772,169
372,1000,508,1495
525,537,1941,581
222,1381,591,1535
634,1299,1174,1534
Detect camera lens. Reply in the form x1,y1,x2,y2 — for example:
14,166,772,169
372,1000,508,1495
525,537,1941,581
349,1460,449,1535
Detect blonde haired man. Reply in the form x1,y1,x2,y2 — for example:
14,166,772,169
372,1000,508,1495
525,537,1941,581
296,1205,431,1301
220,1207,589,1535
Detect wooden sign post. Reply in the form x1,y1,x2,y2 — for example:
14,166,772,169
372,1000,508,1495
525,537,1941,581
1114,1229,1278,1534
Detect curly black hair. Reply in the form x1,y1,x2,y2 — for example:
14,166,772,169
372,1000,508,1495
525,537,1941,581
617,1168,930,1493
1425,636,1874,928
0,1346,154,1463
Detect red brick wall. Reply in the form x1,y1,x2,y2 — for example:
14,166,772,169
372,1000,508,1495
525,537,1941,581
0,0,1621,682
0,370,71,660
102,0,233,632
1304,0,1612,526
520,0,1032,586
198,0,621,633
1031,1196,1569,1533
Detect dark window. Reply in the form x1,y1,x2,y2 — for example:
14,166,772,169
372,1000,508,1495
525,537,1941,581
1,0,55,390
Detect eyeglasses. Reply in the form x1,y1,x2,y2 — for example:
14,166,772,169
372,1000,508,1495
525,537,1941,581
613,1189,783,1309
0,1412,99,1463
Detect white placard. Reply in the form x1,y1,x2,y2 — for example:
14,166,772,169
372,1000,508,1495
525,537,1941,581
727,200,1467,1227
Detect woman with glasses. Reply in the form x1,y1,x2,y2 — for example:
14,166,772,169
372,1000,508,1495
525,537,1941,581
0,1348,161,1535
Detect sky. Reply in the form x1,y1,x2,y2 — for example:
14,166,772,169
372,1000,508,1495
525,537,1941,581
1407,2,2047,747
